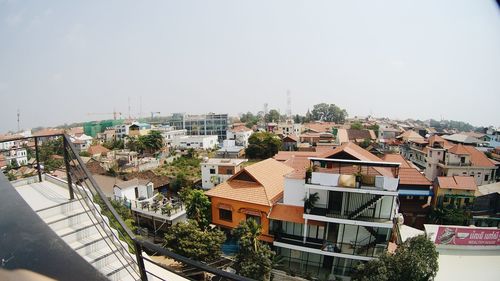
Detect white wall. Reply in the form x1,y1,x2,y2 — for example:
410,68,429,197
283,178,306,206
114,184,152,200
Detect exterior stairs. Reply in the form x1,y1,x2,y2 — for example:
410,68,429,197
36,198,141,281
348,195,383,220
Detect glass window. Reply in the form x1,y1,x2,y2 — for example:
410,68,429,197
210,168,216,174
246,214,261,225
219,209,232,222
309,225,317,238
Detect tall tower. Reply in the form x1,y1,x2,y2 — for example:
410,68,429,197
17,108,20,132
286,90,292,119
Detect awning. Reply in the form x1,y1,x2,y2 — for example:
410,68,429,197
398,189,433,196
217,203,233,211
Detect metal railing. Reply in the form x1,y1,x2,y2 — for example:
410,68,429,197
1,134,253,281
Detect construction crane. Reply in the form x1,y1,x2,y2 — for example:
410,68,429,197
87,111,123,120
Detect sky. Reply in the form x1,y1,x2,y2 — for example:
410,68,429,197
1,0,500,132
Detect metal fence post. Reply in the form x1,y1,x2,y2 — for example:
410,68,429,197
134,241,148,281
34,137,42,182
63,137,74,200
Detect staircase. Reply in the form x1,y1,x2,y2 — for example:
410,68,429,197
348,195,383,220
35,198,141,281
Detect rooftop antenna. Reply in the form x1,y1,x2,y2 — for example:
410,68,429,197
286,90,292,119
139,96,142,119
263,103,268,123
17,108,20,132
128,97,131,119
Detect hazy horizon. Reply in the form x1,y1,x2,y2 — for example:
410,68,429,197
1,0,500,132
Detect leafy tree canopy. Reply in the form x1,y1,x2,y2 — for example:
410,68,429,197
311,103,348,123
232,219,275,281
245,132,282,159
353,235,439,281
350,121,364,130
184,189,211,229
163,220,225,262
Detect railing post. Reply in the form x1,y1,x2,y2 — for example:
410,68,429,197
134,241,148,281
63,137,74,200
34,137,42,182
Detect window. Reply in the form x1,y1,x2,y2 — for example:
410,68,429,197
429,151,433,157
437,151,441,156
461,157,466,164
219,209,232,222
485,174,489,181
209,168,216,174
464,198,470,204
406,196,414,200
444,197,449,203
246,214,261,225
226,169,233,175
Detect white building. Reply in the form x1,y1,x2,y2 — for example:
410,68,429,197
113,178,154,201
200,158,247,189
172,135,219,150
269,142,400,279
6,148,28,166
155,125,187,145
226,125,253,147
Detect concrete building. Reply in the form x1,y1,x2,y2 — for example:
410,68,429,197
226,125,253,147
167,113,229,142
171,135,219,150
270,143,400,279
200,158,247,189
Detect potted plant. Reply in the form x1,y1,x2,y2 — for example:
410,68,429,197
304,192,319,213
305,166,313,183
354,171,363,188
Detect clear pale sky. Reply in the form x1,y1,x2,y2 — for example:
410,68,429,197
1,0,499,132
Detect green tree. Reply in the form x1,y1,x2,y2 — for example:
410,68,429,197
350,121,363,130
139,130,164,153
245,132,282,159
367,124,380,137
240,112,260,128
184,189,211,229
429,206,469,226
353,235,438,281
233,219,275,281
163,220,225,262
79,151,91,157
311,103,348,123
265,109,281,123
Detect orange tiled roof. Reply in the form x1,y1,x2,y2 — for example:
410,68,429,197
269,204,305,224
88,144,110,156
302,122,335,133
318,142,394,177
273,151,322,162
230,125,253,133
437,176,477,191
461,145,496,167
398,168,431,186
381,154,411,168
397,130,424,142
33,128,64,136
448,143,470,155
205,159,294,206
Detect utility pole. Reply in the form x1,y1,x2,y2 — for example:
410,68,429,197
17,108,20,132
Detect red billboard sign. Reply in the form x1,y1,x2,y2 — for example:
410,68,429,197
435,226,500,246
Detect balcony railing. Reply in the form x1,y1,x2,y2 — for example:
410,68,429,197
1,134,254,281
306,158,400,192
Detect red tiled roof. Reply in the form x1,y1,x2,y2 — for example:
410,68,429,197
269,204,306,224
437,176,477,191
461,145,496,167
230,125,253,133
88,145,110,156
448,144,470,155
398,168,431,186
302,122,335,133
318,142,394,177
381,154,411,168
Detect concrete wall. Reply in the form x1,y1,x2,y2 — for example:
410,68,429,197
284,178,306,206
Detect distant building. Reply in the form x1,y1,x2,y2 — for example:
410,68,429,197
433,176,478,208
171,135,219,150
226,125,253,147
200,158,247,189
167,113,229,142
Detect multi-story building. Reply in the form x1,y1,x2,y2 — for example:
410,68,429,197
167,113,229,142
200,158,247,189
269,143,400,279
226,125,253,147
205,159,294,242
277,119,303,136
171,135,219,150
433,176,478,208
